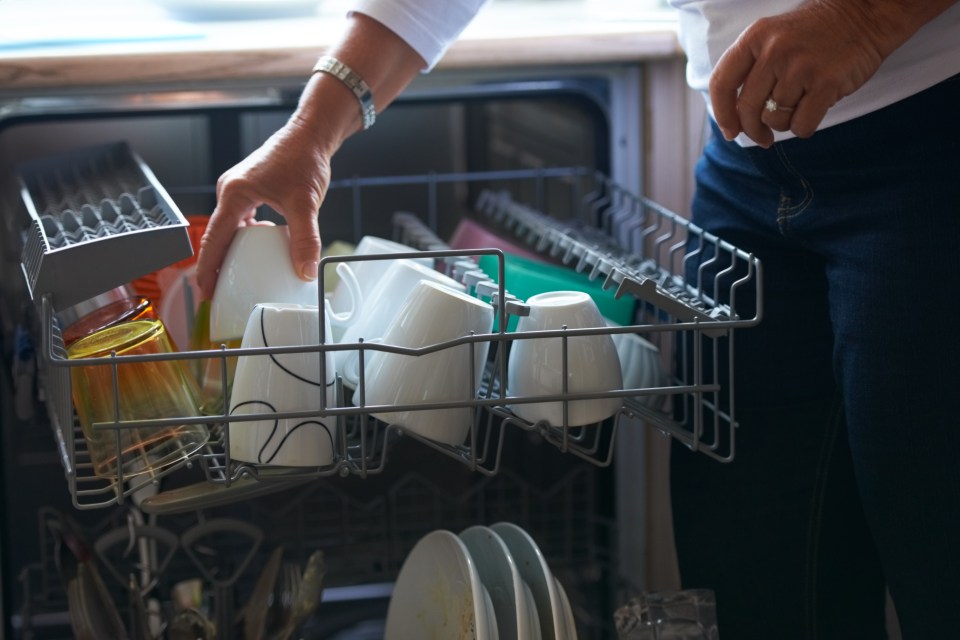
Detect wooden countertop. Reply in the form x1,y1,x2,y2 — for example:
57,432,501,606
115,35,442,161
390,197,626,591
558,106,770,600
0,0,681,94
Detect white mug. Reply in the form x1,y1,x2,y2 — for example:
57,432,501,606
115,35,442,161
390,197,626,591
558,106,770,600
607,319,668,410
228,302,337,467
507,291,623,426
336,259,466,384
350,280,494,446
326,236,430,325
210,225,360,342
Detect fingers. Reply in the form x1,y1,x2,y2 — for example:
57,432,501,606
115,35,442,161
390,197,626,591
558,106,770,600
787,90,836,139
709,31,792,147
730,61,778,147
708,4,887,147
283,208,322,282
196,188,258,300
760,85,804,133
709,38,757,142
710,25,795,148
196,186,322,299
195,120,332,299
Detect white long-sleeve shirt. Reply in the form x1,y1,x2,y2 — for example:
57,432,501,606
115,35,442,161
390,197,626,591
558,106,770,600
350,0,959,141
349,0,489,70
668,0,960,144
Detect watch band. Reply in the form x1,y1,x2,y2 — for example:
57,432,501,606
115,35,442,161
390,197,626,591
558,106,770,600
312,55,376,130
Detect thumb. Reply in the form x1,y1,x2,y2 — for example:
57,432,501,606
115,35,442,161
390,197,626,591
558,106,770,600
196,192,259,300
284,211,322,282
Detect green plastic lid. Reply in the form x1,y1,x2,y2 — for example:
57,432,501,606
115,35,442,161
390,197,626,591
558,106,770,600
478,252,635,331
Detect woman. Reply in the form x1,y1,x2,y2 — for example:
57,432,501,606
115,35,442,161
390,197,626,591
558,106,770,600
195,1,960,636
668,1,960,637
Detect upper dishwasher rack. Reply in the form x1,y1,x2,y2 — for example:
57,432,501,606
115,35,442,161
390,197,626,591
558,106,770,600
33,167,762,510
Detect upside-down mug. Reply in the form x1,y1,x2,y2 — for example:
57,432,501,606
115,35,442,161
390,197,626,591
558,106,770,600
326,235,431,341
228,302,337,467
507,290,623,427
335,258,466,384
350,280,494,446
210,225,360,342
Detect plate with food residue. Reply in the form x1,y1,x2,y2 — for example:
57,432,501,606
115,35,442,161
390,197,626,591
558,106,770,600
385,529,497,639
490,522,563,640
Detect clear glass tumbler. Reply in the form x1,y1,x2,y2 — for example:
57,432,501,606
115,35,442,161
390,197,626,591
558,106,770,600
615,589,719,640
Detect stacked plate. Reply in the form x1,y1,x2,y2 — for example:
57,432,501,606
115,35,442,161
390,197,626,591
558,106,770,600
385,523,577,640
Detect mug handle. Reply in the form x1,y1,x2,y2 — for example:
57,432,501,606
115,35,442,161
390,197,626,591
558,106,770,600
341,337,383,388
324,262,363,328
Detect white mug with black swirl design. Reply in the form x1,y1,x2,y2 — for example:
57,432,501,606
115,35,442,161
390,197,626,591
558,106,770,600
228,302,337,467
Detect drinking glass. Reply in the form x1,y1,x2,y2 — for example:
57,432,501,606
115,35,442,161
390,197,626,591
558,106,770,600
67,319,209,479
61,295,157,347
615,589,719,640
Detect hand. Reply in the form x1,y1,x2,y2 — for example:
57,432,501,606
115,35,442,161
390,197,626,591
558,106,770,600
709,1,892,147
196,115,331,300
194,15,426,299
194,13,435,299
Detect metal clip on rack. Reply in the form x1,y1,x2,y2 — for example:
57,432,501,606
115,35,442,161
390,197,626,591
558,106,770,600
23,160,761,510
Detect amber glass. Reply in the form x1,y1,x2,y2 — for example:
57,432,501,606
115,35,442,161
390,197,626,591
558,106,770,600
61,296,157,347
67,319,208,479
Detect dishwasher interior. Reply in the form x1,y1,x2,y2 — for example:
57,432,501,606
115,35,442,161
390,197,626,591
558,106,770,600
0,77,759,639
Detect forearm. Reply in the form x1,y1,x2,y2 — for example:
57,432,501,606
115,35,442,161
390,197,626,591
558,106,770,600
197,1,487,293
291,12,426,157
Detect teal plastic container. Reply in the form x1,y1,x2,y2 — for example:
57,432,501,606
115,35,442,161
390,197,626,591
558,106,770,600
478,252,636,331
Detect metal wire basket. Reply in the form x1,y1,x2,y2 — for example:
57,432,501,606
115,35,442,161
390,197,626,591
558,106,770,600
32,166,761,510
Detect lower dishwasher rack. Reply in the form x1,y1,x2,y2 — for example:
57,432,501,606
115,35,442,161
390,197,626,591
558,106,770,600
34,167,762,511
18,459,619,639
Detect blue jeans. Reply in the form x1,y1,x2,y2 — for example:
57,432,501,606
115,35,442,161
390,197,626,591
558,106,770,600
670,73,960,639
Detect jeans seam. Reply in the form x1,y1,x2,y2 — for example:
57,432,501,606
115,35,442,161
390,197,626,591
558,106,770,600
804,393,845,639
774,143,814,227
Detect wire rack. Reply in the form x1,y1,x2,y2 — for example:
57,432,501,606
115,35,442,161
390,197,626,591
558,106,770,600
31,166,762,510
16,459,618,639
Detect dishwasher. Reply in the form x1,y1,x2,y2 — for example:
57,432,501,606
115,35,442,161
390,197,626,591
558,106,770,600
0,70,761,640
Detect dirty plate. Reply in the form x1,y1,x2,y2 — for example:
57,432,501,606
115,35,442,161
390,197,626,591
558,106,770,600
490,522,563,640
460,525,536,639
385,529,496,639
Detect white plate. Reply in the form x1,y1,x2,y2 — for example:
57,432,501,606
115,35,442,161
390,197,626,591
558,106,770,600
489,522,563,640
460,525,538,640
553,576,578,640
385,530,495,640
521,581,543,640
481,584,501,640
